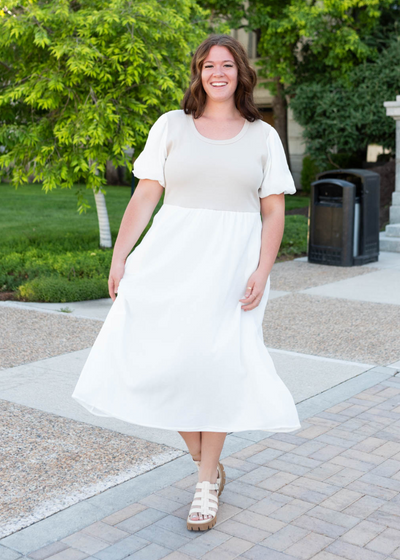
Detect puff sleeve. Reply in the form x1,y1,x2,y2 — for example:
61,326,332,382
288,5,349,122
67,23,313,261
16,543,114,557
258,125,296,198
133,113,168,187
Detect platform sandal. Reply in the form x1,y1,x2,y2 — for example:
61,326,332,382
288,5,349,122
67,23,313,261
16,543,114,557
187,480,219,531
193,459,226,496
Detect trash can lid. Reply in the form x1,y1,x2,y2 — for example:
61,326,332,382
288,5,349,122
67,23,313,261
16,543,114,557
317,168,380,180
311,178,356,188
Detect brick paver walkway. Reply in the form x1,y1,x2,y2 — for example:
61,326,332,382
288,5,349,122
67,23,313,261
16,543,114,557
16,373,400,560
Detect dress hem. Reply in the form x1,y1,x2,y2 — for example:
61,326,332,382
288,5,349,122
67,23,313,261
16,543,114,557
72,395,302,434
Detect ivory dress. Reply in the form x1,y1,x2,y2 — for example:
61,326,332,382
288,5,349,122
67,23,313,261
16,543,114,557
71,109,302,433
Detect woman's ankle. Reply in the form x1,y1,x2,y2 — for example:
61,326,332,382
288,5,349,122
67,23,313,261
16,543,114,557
198,468,218,484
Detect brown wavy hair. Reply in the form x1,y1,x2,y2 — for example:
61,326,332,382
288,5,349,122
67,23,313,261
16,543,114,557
182,34,263,122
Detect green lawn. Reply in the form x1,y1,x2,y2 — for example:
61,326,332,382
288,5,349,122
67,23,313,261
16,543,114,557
285,192,309,212
0,183,308,302
0,183,157,248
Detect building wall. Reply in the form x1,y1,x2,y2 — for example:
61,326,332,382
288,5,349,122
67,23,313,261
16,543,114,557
232,28,306,189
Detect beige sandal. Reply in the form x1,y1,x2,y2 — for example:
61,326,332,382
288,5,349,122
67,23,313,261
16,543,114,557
187,480,219,531
193,459,226,496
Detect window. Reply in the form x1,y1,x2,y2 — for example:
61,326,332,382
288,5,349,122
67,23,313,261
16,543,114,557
257,107,274,127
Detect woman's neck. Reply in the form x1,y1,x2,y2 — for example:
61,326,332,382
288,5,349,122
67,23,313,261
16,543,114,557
201,99,241,121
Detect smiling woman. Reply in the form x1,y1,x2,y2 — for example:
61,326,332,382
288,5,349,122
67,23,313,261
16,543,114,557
183,35,262,127
186,44,256,141
71,33,301,533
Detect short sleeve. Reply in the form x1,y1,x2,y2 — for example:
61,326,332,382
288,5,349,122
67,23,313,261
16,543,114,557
258,126,296,198
133,113,168,187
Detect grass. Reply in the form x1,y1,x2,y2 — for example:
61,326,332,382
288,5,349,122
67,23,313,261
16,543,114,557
0,183,158,248
0,183,308,302
285,192,309,212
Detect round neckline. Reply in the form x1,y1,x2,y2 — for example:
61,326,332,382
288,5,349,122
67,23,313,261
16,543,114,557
189,114,250,144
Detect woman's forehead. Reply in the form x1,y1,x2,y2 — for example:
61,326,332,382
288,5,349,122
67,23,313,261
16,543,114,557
204,45,235,63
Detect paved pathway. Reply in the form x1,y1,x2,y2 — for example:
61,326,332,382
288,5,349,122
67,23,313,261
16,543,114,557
1,365,400,560
1,252,400,560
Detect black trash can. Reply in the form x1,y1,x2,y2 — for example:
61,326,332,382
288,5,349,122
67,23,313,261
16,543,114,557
308,168,380,267
308,179,358,266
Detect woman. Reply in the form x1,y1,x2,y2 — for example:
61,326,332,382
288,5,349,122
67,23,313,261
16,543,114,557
71,33,301,532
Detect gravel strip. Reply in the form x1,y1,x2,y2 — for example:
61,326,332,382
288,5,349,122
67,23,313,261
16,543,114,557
0,261,390,371
263,292,400,366
0,399,185,538
270,260,377,292
0,308,101,370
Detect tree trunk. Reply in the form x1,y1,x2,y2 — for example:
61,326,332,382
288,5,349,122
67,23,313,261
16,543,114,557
93,189,112,248
89,157,113,249
272,77,291,170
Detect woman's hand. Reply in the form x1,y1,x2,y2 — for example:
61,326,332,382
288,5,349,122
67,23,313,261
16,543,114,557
108,259,126,302
239,268,269,311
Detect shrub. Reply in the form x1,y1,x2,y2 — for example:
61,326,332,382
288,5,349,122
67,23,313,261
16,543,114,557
16,277,108,303
290,36,400,169
279,215,308,256
0,248,112,291
300,156,320,195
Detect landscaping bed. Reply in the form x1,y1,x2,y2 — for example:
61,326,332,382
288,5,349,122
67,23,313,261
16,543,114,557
0,184,308,302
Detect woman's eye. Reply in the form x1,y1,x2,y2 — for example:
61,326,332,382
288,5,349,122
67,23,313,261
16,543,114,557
204,64,233,68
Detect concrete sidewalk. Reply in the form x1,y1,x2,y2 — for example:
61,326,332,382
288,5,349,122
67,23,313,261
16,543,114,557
1,252,400,560
3,250,400,321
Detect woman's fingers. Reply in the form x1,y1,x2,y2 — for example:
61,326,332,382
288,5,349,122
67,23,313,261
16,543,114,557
108,277,119,301
240,291,263,311
108,261,125,301
239,285,256,307
108,278,114,301
241,285,253,300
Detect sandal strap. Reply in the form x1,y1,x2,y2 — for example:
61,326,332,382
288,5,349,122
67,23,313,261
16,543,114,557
189,481,219,517
195,481,219,491
189,498,218,512
191,492,219,503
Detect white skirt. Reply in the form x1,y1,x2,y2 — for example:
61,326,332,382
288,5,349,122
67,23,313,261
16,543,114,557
71,203,301,433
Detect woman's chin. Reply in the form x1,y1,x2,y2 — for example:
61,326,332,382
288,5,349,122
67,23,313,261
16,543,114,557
206,92,234,102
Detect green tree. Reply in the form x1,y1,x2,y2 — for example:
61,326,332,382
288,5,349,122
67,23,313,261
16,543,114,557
0,0,209,247
201,0,397,168
290,35,400,168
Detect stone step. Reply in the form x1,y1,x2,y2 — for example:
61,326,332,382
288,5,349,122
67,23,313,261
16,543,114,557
389,205,400,224
385,223,400,237
379,231,400,252
392,191,400,205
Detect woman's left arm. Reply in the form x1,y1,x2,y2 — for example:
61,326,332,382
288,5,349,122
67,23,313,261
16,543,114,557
239,193,285,311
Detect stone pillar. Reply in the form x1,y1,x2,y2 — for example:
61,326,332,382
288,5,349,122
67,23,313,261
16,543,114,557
379,95,400,252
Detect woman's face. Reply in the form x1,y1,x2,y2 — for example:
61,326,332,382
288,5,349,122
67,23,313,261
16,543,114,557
201,45,238,103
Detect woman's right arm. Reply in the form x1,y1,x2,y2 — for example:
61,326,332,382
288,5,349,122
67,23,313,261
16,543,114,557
108,179,164,301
